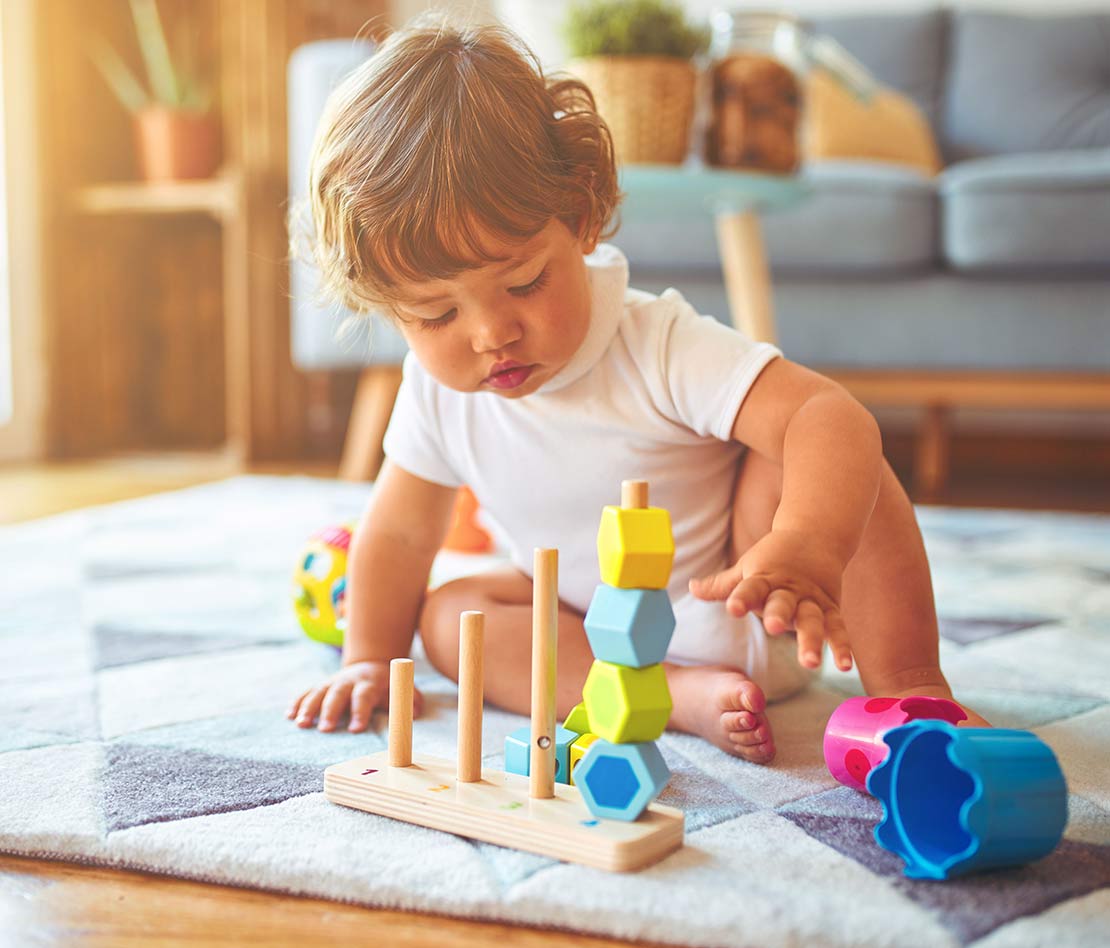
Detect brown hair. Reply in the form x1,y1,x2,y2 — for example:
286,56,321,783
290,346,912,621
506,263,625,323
306,16,621,313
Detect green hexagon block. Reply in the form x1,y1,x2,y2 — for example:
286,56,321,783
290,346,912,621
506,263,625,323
563,701,590,735
582,660,672,744
596,505,674,590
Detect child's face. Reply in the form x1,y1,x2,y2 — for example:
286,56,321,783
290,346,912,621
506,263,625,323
390,219,595,398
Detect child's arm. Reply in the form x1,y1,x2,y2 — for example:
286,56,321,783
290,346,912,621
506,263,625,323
690,357,883,672
288,461,457,732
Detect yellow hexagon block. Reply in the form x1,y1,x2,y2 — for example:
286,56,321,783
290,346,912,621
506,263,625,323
582,660,672,744
568,732,598,785
597,505,675,589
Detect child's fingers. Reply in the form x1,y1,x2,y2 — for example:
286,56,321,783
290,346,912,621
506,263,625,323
411,686,426,718
318,681,354,732
287,689,310,719
348,679,380,732
294,686,328,728
825,611,853,671
761,587,799,634
725,575,771,616
794,599,825,667
690,562,746,601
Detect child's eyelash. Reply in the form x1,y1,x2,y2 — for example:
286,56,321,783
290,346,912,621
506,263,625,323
416,265,548,330
509,266,549,297
421,309,456,331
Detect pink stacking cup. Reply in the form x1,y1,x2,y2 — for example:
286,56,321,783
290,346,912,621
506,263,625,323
823,696,967,791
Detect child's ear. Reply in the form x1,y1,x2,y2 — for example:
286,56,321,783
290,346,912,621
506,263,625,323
576,216,600,255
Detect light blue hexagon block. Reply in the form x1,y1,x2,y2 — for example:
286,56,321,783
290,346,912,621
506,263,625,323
583,585,676,668
576,739,671,821
504,725,579,784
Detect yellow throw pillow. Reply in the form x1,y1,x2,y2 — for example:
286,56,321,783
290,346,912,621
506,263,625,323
803,69,942,176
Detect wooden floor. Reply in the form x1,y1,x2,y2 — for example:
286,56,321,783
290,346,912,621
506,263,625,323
0,447,1104,947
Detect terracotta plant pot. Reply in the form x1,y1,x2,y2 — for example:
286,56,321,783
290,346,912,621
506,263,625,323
134,106,221,181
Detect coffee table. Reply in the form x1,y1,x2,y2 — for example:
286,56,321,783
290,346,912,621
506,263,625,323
617,164,808,344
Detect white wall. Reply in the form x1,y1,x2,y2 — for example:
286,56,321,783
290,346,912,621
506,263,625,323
0,0,45,461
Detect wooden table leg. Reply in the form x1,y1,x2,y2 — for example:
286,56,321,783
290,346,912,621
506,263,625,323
715,209,778,345
915,403,951,501
338,364,403,482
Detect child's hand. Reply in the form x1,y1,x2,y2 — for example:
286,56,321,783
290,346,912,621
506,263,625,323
287,660,425,733
689,529,853,672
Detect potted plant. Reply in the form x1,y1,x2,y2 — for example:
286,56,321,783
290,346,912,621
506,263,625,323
563,0,708,165
88,0,220,181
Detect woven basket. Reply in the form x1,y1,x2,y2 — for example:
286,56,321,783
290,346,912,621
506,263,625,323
568,56,697,165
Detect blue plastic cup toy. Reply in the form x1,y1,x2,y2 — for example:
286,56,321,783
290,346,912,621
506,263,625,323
867,720,1068,880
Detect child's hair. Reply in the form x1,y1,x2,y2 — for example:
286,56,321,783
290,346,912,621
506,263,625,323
307,16,621,314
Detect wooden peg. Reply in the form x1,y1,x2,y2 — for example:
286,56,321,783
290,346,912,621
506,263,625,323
621,479,648,510
457,611,485,783
388,657,414,767
530,548,558,799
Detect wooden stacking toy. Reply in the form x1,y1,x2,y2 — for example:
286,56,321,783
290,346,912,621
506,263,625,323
555,480,677,821
324,546,684,872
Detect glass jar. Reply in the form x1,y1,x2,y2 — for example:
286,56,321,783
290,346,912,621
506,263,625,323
704,10,808,174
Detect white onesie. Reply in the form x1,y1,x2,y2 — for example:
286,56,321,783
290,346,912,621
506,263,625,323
383,243,816,701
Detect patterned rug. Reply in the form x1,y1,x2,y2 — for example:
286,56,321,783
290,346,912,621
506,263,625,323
2,476,1108,947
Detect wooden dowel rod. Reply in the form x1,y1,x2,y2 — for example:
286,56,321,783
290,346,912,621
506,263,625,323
621,479,648,509
457,611,485,783
530,548,558,799
388,658,414,767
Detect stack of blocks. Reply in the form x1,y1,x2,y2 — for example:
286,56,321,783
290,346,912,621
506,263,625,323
505,480,675,821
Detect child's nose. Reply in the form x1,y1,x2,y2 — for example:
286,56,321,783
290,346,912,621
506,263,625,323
471,311,523,353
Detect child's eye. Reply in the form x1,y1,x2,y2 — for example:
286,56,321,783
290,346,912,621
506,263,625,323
421,308,456,331
509,266,549,298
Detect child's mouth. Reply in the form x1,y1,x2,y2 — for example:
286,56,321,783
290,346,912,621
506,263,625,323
484,363,534,390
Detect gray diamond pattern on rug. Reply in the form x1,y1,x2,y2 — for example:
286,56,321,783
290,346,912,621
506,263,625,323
2,477,1108,948
101,743,323,832
93,624,287,670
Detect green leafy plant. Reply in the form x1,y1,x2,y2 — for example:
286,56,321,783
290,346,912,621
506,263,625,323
88,0,211,112
564,0,709,59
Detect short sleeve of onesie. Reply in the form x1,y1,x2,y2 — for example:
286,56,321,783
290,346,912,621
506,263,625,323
381,352,463,488
638,289,782,441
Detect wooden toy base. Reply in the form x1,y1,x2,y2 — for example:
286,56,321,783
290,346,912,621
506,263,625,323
325,750,685,872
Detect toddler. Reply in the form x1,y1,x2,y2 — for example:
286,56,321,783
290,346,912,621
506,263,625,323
288,18,986,762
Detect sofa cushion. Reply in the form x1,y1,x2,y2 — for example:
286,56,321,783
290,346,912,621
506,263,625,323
941,149,1110,273
943,12,1110,161
804,71,942,176
808,10,947,133
626,271,1110,371
616,161,937,276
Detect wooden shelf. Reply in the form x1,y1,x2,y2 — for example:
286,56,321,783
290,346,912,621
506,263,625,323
72,172,240,220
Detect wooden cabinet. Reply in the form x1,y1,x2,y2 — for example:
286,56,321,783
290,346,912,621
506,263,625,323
37,0,386,461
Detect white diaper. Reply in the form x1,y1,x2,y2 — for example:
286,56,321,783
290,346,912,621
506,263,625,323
666,592,819,703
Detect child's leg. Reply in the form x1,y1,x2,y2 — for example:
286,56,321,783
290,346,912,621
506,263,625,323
732,451,988,725
419,567,775,761
418,568,594,718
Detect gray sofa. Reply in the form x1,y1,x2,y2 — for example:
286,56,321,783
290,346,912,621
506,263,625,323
288,9,1110,488
622,9,1110,373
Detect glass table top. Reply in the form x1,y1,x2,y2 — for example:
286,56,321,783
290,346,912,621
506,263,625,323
618,163,809,215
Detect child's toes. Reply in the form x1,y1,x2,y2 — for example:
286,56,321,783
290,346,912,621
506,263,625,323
728,723,771,747
721,710,758,733
732,678,766,715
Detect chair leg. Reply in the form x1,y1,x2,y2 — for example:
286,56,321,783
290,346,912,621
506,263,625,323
339,365,404,482
914,403,951,501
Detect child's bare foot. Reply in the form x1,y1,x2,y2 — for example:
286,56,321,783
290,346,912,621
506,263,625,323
664,663,775,763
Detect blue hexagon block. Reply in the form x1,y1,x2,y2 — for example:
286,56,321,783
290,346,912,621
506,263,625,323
583,585,676,668
576,739,671,821
504,725,579,784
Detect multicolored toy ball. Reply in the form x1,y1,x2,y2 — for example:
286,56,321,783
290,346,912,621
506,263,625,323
292,524,353,648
